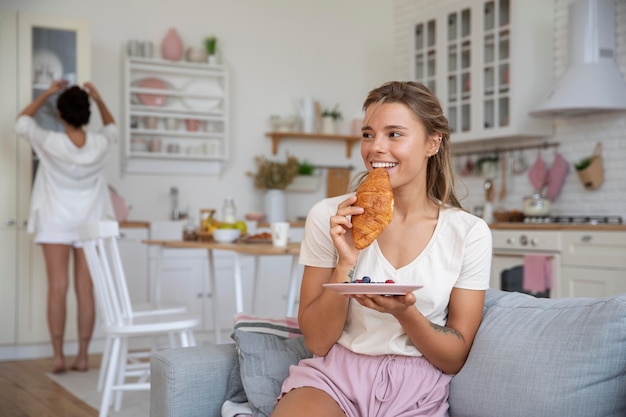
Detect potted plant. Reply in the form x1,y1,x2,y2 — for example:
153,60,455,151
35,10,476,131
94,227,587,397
297,160,315,176
321,104,342,134
204,36,218,64
574,142,604,190
287,160,320,192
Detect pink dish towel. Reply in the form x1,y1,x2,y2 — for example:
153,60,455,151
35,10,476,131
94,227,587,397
545,152,570,201
528,154,548,191
522,255,553,293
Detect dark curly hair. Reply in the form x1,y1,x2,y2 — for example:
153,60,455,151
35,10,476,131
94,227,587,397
56,86,91,128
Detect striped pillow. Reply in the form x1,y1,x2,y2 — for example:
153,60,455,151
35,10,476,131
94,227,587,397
233,313,301,338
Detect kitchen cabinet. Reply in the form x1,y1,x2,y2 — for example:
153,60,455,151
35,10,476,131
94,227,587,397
149,247,255,343
123,56,229,175
0,11,18,345
266,131,360,158
118,226,150,304
411,0,554,143
0,10,90,345
0,232,17,344
560,231,626,298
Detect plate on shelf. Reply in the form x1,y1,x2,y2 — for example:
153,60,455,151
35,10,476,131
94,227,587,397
323,283,423,295
181,78,222,110
132,77,172,107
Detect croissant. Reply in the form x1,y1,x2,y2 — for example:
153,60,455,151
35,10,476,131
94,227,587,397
351,168,394,249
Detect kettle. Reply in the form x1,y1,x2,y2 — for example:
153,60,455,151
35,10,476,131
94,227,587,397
523,193,552,217
295,97,316,133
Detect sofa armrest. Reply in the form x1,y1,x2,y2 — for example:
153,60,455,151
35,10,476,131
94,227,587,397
150,344,236,417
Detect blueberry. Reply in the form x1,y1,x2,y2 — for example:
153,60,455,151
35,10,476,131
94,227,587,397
362,276,371,283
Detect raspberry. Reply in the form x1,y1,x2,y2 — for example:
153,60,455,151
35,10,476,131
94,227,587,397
385,279,395,284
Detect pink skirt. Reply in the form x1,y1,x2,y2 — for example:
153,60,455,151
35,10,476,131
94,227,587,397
279,343,451,417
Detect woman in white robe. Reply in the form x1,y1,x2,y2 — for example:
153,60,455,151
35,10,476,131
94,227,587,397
15,80,116,373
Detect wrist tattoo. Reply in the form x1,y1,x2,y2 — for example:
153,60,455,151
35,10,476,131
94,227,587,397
347,268,354,281
429,322,462,339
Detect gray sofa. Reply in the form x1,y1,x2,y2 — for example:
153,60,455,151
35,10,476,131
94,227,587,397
150,289,626,417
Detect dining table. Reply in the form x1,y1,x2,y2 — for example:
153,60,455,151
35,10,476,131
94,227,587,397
143,239,301,343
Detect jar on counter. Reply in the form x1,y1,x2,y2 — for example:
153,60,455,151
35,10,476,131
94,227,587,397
222,197,237,224
182,217,197,241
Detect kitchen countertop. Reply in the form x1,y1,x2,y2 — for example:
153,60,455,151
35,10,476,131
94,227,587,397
118,220,306,229
119,221,150,228
120,220,626,231
489,222,626,231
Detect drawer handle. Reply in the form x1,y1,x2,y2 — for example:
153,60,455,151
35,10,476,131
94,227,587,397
581,235,592,243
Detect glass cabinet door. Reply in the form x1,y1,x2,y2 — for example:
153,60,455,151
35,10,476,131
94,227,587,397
31,27,78,132
482,0,510,130
446,8,471,134
413,18,437,95
16,13,90,189
18,14,89,128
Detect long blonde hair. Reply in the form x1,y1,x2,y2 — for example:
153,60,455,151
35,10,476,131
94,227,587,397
352,81,462,209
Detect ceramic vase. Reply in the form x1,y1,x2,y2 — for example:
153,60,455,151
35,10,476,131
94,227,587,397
321,116,336,134
161,28,183,61
264,189,286,223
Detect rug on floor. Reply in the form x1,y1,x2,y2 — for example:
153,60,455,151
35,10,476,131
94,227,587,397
46,369,149,417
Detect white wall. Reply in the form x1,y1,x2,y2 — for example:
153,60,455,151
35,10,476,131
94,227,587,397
394,0,626,219
4,0,395,222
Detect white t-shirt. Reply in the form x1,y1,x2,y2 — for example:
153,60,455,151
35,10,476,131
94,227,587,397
14,115,117,235
300,193,492,356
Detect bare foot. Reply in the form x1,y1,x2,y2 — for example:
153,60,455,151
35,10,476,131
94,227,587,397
52,357,66,374
70,357,89,372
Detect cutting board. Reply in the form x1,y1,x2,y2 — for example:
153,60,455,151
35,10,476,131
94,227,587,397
326,168,351,197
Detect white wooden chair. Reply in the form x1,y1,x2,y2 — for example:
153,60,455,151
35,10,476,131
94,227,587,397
95,241,189,393
79,221,199,417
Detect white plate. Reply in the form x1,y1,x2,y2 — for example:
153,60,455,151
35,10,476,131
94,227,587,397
32,49,63,85
323,283,423,295
181,78,222,110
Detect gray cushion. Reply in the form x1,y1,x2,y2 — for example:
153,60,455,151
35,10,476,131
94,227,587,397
449,290,626,417
226,314,312,417
232,330,311,417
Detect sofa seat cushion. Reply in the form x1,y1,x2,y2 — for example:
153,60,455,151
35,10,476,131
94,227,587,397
449,290,626,417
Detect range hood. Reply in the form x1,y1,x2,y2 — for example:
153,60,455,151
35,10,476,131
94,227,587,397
530,0,626,118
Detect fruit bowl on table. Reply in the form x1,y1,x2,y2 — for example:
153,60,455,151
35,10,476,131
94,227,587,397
212,228,241,243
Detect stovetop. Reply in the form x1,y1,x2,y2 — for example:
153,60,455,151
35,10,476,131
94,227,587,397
523,215,623,225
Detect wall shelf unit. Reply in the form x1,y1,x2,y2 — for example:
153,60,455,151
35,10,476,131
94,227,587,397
265,132,360,158
123,56,229,175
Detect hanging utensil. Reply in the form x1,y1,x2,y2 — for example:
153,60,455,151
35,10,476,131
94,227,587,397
484,178,494,202
498,155,507,201
512,149,528,174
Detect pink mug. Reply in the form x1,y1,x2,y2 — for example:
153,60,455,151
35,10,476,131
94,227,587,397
185,119,199,132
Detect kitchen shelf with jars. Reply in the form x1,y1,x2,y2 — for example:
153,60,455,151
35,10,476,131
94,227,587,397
122,55,229,175
411,0,554,144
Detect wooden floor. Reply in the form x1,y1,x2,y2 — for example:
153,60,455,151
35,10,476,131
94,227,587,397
0,355,102,417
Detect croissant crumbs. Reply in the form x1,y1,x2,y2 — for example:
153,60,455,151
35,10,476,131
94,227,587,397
351,168,394,249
